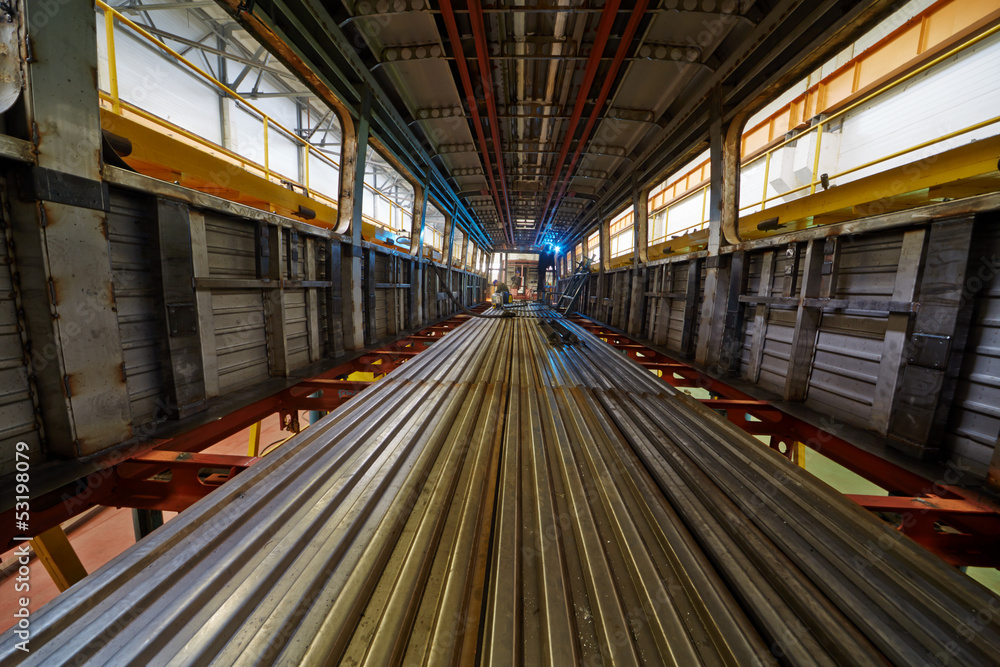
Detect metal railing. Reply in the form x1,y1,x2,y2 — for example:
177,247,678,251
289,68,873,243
738,21,1000,215
98,0,341,210
97,0,412,237
648,183,710,245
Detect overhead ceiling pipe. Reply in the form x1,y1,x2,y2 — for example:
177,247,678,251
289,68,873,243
532,0,621,246
439,0,512,244
546,0,650,230
468,0,516,245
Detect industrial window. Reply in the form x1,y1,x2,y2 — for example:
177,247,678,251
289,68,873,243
586,230,601,265
648,150,711,245
575,242,584,266
363,146,414,239
423,203,446,256
609,207,634,258
645,0,1000,236
95,2,343,210
452,227,466,267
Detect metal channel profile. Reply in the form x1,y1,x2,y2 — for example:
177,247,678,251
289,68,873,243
3,306,1000,665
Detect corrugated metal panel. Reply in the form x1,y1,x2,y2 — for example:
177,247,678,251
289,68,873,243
740,254,764,371
805,233,900,428
758,307,795,394
284,290,310,371
108,191,163,428
806,315,885,426
213,291,269,393
667,263,687,352
317,245,329,357
205,215,269,391
946,221,1000,476
0,199,41,476
692,261,705,348
833,234,900,300
756,249,793,393
375,254,388,340
206,216,256,278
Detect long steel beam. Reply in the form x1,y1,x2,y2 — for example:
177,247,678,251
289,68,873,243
2,306,998,664
437,0,512,245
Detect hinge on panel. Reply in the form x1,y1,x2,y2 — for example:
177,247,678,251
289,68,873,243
63,375,71,398
47,277,56,305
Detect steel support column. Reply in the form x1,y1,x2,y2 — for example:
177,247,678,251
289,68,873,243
696,88,728,368
342,89,372,350
8,0,132,455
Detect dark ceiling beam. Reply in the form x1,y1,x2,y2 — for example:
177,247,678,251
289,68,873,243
340,3,757,24
536,0,649,244
468,0,515,244
216,0,494,250
438,0,512,244
375,54,712,63
567,0,898,246
533,0,622,243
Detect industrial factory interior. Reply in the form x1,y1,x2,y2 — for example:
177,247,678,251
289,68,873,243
2,0,1000,663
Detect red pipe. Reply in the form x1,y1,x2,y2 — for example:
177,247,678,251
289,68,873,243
468,0,515,245
548,0,650,226
439,0,512,244
532,0,621,246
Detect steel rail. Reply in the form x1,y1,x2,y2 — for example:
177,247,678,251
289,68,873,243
2,308,998,665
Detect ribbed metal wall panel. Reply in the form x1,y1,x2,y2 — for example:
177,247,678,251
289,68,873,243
284,290,310,371
375,253,388,340
205,216,269,391
212,291,269,392
667,263,687,352
758,307,795,394
0,194,40,476
107,191,163,428
206,215,257,279
946,221,1000,475
805,233,901,429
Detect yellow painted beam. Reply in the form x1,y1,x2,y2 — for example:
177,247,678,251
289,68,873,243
248,421,263,457
31,526,87,592
100,108,339,228
739,133,1000,238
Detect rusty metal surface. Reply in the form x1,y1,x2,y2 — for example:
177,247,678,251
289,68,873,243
2,307,999,664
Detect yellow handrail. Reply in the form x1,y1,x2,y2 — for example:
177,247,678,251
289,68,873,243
97,1,343,193
649,184,710,244
97,1,331,164
104,9,120,114
100,93,341,211
739,20,1000,214
739,112,1000,214
98,0,424,235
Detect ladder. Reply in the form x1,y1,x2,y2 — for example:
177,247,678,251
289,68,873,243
554,257,593,314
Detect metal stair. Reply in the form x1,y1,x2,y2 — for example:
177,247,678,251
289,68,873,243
554,258,593,314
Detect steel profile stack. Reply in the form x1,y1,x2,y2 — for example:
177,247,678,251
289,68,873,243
3,307,999,665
